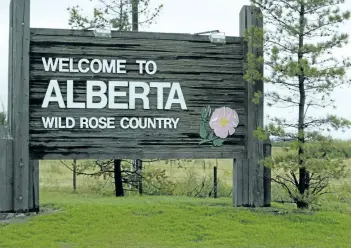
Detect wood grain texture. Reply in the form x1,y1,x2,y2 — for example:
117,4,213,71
263,139,272,207
0,138,13,212
29,29,248,159
234,158,243,206
239,5,265,207
30,160,39,212
10,0,31,212
7,0,13,136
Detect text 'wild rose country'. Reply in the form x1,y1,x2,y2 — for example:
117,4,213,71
40,57,186,130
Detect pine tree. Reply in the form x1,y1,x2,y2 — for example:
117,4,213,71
248,0,351,208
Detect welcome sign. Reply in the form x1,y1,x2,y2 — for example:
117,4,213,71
29,29,248,159
40,57,185,130
4,1,268,212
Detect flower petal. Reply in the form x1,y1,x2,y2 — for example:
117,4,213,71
226,108,239,127
228,126,235,135
232,110,239,127
219,107,226,118
214,126,229,139
210,108,221,122
209,120,221,130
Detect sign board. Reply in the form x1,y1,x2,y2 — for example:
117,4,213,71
2,0,268,212
29,29,248,159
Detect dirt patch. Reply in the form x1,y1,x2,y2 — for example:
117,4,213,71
0,207,61,225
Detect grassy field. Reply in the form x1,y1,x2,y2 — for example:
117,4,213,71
0,147,351,248
39,158,235,193
0,192,351,248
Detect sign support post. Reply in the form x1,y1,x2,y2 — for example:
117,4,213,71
131,0,143,195
234,5,271,207
0,0,39,213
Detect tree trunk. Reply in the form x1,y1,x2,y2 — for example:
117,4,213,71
297,3,309,209
136,159,143,195
114,159,124,197
73,159,77,192
132,0,139,31
296,200,308,209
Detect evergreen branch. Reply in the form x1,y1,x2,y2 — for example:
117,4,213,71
304,3,340,14
278,0,300,12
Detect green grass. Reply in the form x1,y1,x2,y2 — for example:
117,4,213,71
1,148,351,247
0,192,351,248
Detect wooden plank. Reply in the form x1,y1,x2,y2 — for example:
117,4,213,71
0,138,13,212
234,158,243,206
30,47,244,60
30,28,244,43
263,139,272,206
241,159,249,206
28,160,33,210
29,63,245,75
1,1,14,213
31,160,40,212
31,145,246,160
11,0,31,212
240,5,264,207
27,160,39,211
7,0,14,135
29,40,244,57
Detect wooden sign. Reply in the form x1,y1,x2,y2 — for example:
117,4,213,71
29,29,248,159
2,0,269,213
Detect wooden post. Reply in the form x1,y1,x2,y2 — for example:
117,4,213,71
29,160,39,212
1,0,39,213
131,0,143,196
263,140,272,206
0,133,13,212
213,166,218,198
137,159,143,195
235,5,266,207
8,0,32,212
73,159,77,192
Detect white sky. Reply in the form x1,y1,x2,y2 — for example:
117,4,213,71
0,0,351,139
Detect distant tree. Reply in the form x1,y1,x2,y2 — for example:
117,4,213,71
68,0,163,31
67,0,163,196
247,0,351,208
0,111,5,125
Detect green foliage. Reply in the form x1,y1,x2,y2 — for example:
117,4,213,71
273,139,351,159
248,0,351,208
67,0,163,30
143,168,175,195
249,0,351,133
170,167,232,198
41,159,233,199
263,136,349,205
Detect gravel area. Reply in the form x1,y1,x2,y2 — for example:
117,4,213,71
0,208,60,225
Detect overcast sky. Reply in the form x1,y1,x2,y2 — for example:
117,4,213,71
1,0,351,139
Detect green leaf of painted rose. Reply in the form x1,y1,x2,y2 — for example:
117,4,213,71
200,123,208,139
201,108,206,119
208,131,214,140
213,138,225,147
207,106,212,117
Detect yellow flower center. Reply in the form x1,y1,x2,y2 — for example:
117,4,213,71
219,118,228,127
